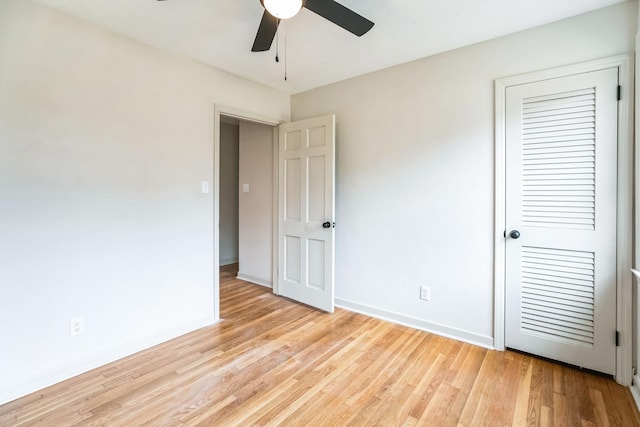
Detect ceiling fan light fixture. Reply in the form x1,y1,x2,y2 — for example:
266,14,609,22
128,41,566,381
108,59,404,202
263,0,302,19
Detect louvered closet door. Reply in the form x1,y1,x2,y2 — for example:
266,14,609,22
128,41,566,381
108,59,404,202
505,68,618,375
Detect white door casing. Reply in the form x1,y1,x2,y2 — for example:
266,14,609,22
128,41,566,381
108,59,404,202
504,68,618,375
278,115,336,312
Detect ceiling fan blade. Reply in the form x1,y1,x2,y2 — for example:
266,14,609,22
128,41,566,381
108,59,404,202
304,0,374,36
252,11,280,52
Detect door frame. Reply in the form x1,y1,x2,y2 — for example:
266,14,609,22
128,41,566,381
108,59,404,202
213,104,282,321
493,54,634,385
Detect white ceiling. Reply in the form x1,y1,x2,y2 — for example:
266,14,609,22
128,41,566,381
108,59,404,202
33,0,627,94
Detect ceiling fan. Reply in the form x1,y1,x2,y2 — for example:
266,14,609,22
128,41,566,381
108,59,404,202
253,0,374,52
156,0,374,53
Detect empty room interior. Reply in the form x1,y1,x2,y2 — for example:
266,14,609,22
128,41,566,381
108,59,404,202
3,0,640,425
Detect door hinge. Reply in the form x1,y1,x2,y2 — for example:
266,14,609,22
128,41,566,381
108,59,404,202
617,85,621,101
615,330,620,347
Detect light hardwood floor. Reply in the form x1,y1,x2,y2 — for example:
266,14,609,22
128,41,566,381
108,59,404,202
2,264,639,426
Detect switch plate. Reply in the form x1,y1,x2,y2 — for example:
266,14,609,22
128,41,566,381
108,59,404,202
201,181,209,194
242,183,249,193
420,286,430,301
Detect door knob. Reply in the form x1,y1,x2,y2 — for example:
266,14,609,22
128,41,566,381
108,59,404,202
322,221,331,229
509,230,521,239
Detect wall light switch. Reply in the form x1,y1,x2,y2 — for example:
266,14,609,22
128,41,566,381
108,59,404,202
201,181,209,194
420,286,431,302
242,183,249,193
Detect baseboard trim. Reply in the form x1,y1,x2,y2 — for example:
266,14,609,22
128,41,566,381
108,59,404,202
335,297,494,350
237,273,272,288
631,375,640,412
0,315,218,406
220,257,238,266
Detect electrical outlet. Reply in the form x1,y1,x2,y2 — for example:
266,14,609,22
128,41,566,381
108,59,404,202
420,286,430,301
70,317,84,336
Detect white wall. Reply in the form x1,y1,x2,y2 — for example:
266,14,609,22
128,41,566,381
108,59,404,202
238,121,274,286
220,122,239,265
0,0,289,404
291,2,637,347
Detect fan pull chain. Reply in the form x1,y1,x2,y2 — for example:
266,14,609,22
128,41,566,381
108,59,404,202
274,21,288,81
275,20,280,63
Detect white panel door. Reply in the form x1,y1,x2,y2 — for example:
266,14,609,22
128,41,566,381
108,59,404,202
505,68,618,374
278,115,335,312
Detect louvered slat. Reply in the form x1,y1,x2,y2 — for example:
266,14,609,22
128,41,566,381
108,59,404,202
521,87,596,230
520,246,595,348
524,142,595,152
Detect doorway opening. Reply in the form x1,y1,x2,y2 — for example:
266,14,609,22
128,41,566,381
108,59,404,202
216,112,278,318
214,108,337,318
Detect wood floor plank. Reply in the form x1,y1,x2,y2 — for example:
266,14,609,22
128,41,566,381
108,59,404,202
1,263,639,426
512,359,533,426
